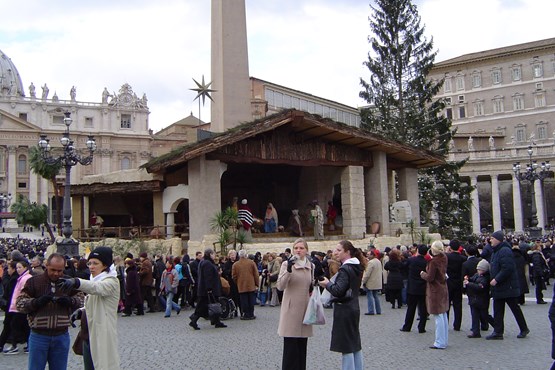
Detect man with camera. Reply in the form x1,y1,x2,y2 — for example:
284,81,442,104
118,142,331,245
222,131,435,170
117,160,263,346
16,253,84,370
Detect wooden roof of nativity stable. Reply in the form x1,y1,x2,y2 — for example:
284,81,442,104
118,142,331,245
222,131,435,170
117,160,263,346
142,109,444,174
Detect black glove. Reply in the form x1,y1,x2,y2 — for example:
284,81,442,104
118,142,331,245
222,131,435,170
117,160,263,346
287,257,296,273
34,295,53,309
70,309,82,328
58,278,80,292
55,296,73,307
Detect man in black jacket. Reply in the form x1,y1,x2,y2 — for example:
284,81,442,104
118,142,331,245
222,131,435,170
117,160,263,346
400,245,428,333
486,230,530,340
447,240,467,331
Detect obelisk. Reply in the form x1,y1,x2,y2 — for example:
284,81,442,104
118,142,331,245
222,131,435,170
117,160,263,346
211,0,252,133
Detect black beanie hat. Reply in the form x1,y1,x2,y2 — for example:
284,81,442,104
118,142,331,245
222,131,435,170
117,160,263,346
491,230,504,243
88,246,113,267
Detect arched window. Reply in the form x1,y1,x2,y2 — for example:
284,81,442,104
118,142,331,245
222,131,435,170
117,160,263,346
17,154,27,174
121,157,131,170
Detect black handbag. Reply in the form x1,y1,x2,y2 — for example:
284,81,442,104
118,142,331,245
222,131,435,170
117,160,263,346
208,292,222,317
329,265,354,304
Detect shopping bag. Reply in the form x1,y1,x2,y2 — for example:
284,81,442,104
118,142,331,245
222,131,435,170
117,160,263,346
303,287,326,325
320,288,332,306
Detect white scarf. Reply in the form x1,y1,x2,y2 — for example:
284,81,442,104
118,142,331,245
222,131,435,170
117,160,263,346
90,264,118,282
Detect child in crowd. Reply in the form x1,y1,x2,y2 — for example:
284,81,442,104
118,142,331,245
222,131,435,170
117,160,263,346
463,259,491,338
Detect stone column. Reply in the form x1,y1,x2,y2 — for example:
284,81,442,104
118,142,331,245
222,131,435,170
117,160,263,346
470,176,481,234
188,155,225,242
341,166,366,239
40,178,49,207
534,180,546,231
28,172,38,203
491,175,502,231
512,175,523,233
83,196,90,228
364,151,390,236
7,146,17,203
397,167,420,226
166,212,175,239
388,169,396,204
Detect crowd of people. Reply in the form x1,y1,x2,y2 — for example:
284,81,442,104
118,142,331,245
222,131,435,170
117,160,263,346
0,231,554,369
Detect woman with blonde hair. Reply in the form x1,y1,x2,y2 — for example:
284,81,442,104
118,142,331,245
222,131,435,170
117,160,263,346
277,238,314,370
420,240,449,349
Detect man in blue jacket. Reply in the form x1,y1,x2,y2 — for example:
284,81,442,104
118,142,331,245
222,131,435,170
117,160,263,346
486,230,530,340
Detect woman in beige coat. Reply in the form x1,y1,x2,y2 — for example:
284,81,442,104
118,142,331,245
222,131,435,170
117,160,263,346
362,250,383,315
277,238,314,370
267,253,281,306
61,247,120,370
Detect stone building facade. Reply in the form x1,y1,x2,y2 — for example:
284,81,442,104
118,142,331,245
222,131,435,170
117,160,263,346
430,38,555,234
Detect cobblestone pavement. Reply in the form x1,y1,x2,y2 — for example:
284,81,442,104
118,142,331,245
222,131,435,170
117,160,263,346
1,291,553,370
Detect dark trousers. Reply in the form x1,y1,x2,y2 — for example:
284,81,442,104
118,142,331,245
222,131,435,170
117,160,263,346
448,287,463,330
388,289,402,307
0,312,14,348
141,285,155,311
402,294,427,332
470,305,489,334
239,291,256,318
282,337,308,370
535,277,546,302
493,296,528,334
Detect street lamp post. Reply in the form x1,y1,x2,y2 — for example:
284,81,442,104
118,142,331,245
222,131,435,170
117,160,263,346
513,146,551,238
38,111,96,256
0,193,12,228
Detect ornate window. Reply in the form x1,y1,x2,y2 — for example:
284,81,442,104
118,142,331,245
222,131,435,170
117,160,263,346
491,68,502,84
471,71,481,88
17,154,27,174
492,96,504,113
455,73,465,91
534,92,546,108
120,114,132,129
515,127,526,142
444,75,452,93
473,100,484,116
532,59,543,78
121,157,131,170
511,65,521,81
512,93,524,111
538,124,547,140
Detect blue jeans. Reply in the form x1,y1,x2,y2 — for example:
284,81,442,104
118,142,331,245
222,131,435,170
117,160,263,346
28,331,70,370
365,289,381,314
433,312,448,348
341,350,364,370
258,291,268,306
159,292,180,317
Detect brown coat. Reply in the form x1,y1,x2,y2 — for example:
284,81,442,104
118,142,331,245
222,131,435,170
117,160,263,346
276,260,313,338
421,253,449,315
232,258,259,293
139,258,154,287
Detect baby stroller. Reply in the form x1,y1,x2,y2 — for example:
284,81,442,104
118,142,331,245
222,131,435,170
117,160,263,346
219,296,238,320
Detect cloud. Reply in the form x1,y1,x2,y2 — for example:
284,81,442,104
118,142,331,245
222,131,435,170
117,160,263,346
1,0,553,131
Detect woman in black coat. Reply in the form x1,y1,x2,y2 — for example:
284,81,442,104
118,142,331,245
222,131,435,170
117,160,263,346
0,261,18,351
511,245,529,305
189,248,226,330
319,240,367,370
384,249,404,308
122,259,144,316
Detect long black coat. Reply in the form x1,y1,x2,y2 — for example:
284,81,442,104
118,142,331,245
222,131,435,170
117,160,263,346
384,260,404,290
125,265,142,307
490,241,520,299
197,258,222,298
512,248,529,294
326,262,362,354
405,255,427,295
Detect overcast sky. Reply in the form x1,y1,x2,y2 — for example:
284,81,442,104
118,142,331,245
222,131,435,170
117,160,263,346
1,0,554,132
